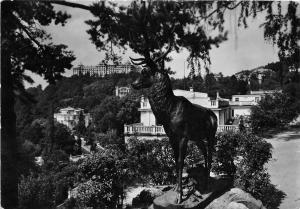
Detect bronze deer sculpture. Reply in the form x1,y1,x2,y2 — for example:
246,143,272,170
130,45,218,203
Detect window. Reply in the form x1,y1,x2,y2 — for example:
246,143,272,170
235,98,239,102
232,109,234,117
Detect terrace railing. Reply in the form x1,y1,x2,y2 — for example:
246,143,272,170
124,124,166,135
217,125,239,132
125,124,238,136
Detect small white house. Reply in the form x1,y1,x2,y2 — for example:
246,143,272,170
230,94,262,117
124,88,236,142
115,86,131,98
229,90,281,117
54,107,91,130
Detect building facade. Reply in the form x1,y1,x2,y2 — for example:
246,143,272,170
73,63,134,77
115,86,131,98
124,89,236,142
229,90,281,117
54,107,91,130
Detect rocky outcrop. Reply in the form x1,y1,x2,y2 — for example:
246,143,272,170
151,187,265,209
150,167,265,209
204,188,265,209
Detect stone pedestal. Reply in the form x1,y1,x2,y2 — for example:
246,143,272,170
152,166,233,209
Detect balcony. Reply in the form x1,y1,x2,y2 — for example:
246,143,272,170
217,125,238,132
124,124,239,137
210,100,229,108
229,101,257,106
124,124,166,136
210,100,218,107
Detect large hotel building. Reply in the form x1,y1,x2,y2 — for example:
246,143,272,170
73,63,134,77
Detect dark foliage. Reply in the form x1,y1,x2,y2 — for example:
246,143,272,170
250,92,298,134
18,162,78,209
2,2,75,207
212,131,285,209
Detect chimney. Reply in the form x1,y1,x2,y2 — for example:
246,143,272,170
216,91,220,99
189,87,194,92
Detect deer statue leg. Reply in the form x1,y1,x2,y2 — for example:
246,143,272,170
170,140,179,192
206,135,216,188
196,141,208,189
177,138,188,203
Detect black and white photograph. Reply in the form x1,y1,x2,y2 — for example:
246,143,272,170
1,1,300,209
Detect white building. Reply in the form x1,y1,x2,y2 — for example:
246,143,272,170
124,88,236,141
229,90,281,117
73,63,134,77
115,86,131,98
54,107,91,130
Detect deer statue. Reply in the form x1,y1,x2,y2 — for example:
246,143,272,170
130,43,218,203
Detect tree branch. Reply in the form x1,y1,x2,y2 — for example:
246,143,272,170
201,1,243,19
224,1,243,10
201,8,219,19
13,15,43,48
51,1,91,11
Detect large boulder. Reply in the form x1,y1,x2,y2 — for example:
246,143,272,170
205,188,265,209
132,187,164,209
151,166,265,209
151,188,265,209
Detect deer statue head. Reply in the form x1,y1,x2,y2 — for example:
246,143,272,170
131,67,154,90
130,40,173,90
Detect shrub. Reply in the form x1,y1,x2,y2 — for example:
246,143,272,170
132,189,160,209
18,163,78,209
250,92,298,133
18,173,55,209
126,138,204,186
75,148,132,208
212,131,285,209
127,138,175,185
76,180,113,209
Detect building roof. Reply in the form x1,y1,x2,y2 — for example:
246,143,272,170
232,94,262,97
232,89,280,98
173,89,208,98
250,90,281,95
60,107,83,111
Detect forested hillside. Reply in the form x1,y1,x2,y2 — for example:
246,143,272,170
16,64,299,162
13,60,299,209
17,62,299,137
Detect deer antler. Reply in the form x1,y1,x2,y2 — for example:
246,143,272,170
130,57,146,65
130,39,173,74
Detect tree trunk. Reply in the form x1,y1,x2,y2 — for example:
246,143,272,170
1,50,19,208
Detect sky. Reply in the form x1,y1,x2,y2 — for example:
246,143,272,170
25,1,280,89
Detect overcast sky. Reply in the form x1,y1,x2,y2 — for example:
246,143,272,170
25,1,280,89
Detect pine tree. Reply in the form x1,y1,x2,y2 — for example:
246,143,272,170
1,2,75,208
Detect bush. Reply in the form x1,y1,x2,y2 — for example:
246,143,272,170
18,173,55,209
127,138,175,185
60,132,285,209
250,92,298,133
76,180,113,209
18,163,78,209
132,189,162,209
74,148,133,209
126,138,204,186
212,131,285,209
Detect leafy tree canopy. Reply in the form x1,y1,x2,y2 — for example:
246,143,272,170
250,92,299,134
54,1,299,75
3,1,75,88
2,2,76,207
